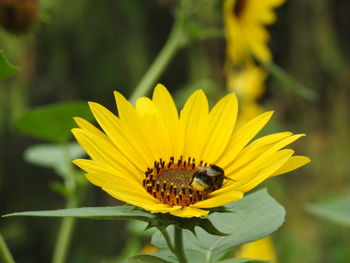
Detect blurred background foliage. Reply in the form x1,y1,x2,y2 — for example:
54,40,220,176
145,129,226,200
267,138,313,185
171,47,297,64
0,0,350,262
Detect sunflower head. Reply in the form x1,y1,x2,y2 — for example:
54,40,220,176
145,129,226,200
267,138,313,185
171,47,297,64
72,84,310,218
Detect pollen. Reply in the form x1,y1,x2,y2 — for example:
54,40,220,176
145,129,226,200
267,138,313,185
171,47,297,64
143,157,213,207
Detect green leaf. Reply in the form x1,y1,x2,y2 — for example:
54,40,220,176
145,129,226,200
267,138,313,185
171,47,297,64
15,101,93,142
3,206,153,221
153,248,205,263
217,259,270,263
305,194,350,227
24,143,85,177
263,62,316,101
0,50,19,81
127,254,171,263
152,189,285,260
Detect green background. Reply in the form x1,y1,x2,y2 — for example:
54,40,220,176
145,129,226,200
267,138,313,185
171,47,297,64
1,0,350,262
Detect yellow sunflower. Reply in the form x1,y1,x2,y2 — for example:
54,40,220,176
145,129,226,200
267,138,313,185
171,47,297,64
223,0,285,64
72,84,309,218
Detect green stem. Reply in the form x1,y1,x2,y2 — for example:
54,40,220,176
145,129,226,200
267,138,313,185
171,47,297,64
0,232,15,263
52,143,81,263
129,13,187,103
159,227,176,255
174,226,188,263
60,143,76,193
263,62,317,101
52,197,79,263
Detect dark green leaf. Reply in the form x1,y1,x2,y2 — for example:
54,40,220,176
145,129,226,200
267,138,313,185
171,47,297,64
146,213,228,236
3,206,153,221
24,143,85,177
0,50,19,81
196,218,230,236
15,101,93,142
305,194,350,227
209,206,234,214
127,254,171,263
152,189,285,260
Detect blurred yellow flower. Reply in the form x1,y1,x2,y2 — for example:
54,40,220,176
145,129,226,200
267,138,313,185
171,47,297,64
223,0,285,64
72,84,310,218
141,244,159,254
227,64,267,124
227,65,267,102
235,236,278,262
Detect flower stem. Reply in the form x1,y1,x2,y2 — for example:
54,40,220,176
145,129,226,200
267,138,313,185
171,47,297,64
159,227,176,255
52,197,79,263
174,225,188,263
0,232,15,263
129,9,187,103
52,143,81,263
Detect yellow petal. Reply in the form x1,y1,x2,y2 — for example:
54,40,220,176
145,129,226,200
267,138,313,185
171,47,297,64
71,129,141,181
224,0,251,64
218,111,274,169
234,149,294,193
84,169,141,188
246,0,285,25
193,190,243,208
152,84,183,158
180,90,209,160
135,96,172,160
73,159,140,186
200,93,238,164
230,132,292,168
271,155,311,176
225,133,305,176
235,236,278,262
103,180,181,214
74,117,107,138
88,101,150,170
85,173,105,187
102,179,159,207
152,84,178,120
135,96,156,115
144,204,181,214
170,206,209,218
73,158,117,174
71,128,119,166
213,149,294,195
244,24,271,62
114,92,159,165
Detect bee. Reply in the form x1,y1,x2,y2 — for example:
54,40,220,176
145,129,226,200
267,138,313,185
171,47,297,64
191,165,233,192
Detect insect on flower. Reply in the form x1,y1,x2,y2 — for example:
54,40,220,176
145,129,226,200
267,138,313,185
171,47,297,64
191,164,234,192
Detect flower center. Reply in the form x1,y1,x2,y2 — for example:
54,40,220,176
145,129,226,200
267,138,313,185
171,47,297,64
234,0,246,17
143,157,224,207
